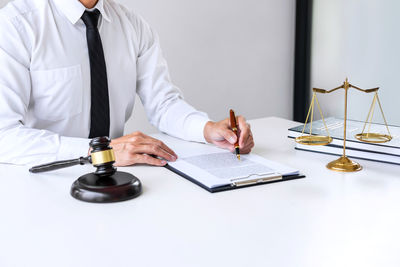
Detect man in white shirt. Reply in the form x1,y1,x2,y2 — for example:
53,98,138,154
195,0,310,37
0,0,254,166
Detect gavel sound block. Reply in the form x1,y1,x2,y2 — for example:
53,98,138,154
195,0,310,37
71,137,142,203
30,137,142,203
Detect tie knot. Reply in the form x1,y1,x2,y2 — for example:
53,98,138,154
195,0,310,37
81,10,100,29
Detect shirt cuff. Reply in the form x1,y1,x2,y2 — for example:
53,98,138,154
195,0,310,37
184,114,210,143
57,136,91,161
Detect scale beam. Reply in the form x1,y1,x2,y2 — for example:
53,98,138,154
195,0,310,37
349,84,379,93
313,85,343,94
312,84,379,95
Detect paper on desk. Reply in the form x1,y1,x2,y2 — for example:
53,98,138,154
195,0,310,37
152,133,299,188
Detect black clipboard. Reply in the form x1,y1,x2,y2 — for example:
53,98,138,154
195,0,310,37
164,164,305,193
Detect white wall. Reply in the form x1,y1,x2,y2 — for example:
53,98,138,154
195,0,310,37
312,0,399,126
0,0,296,134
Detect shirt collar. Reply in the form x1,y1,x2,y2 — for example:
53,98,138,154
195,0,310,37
53,0,112,25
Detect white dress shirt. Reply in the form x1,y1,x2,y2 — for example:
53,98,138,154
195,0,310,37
0,0,210,165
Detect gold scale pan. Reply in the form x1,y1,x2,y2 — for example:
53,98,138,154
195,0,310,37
295,78,392,172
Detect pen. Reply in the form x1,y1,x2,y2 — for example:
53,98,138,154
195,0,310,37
229,109,241,160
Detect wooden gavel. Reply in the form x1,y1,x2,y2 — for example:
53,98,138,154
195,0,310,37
30,137,142,203
29,136,116,176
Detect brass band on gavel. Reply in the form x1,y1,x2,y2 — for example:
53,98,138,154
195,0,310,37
91,149,116,166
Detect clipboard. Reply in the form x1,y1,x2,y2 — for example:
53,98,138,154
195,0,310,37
165,164,305,193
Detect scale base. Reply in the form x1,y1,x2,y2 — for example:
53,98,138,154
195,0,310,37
326,156,362,172
70,171,142,203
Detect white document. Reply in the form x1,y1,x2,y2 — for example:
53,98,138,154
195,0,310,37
152,133,299,189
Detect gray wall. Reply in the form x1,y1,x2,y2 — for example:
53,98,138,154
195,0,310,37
120,0,295,134
0,0,296,134
312,0,399,126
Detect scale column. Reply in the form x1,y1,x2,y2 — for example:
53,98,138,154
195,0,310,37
326,78,362,172
342,78,349,157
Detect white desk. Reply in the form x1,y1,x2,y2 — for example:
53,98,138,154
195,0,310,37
1,117,400,267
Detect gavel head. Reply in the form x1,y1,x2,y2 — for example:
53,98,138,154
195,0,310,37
89,136,117,177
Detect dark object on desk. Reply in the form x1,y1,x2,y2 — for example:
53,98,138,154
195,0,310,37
29,156,91,173
30,137,142,203
70,170,141,203
70,137,142,203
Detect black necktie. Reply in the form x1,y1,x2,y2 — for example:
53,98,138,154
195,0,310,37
81,10,110,138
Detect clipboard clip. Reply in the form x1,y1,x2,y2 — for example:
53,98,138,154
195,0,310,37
231,173,283,187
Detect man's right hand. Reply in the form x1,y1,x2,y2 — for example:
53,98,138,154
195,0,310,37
109,132,178,167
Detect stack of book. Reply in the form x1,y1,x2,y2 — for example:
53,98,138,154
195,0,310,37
288,117,400,165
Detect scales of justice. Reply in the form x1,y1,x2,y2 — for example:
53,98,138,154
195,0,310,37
295,78,392,172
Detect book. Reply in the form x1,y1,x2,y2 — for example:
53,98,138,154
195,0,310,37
288,117,400,156
151,133,303,193
295,143,400,165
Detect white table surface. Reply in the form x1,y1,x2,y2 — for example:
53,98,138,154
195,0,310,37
1,117,400,267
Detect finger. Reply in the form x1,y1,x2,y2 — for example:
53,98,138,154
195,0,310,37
240,130,253,150
239,137,255,154
140,135,178,159
213,140,235,151
237,116,251,147
217,127,237,145
134,154,167,166
151,141,177,161
130,144,176,162
240,141,254,154
113,144,139,167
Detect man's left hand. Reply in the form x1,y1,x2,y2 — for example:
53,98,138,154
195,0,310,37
203,116,254,154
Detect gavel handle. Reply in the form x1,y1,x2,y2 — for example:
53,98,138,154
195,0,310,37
29,156,91,173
